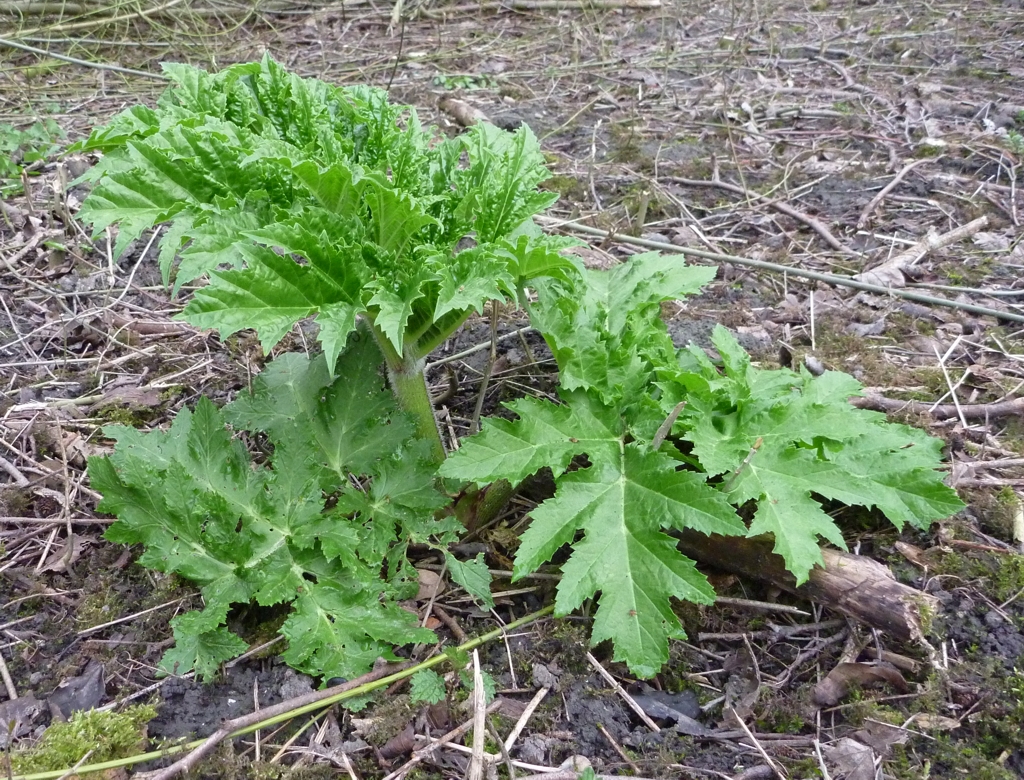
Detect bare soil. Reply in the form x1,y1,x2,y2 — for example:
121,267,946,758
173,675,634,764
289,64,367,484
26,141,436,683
3,1,1024,778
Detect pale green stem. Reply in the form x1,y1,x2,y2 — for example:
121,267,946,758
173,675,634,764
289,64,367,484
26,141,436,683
11,606,556,780
362,319,446,465
388,357,446,464
407,308,475,361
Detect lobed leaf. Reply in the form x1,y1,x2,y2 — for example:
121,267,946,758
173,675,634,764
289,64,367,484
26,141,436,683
444,389,745,676
91,343,480,681
674,325,965,582
77,56,577,369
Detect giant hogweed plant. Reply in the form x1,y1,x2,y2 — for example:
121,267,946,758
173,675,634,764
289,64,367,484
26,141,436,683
78,57,964,682
74,54,578,460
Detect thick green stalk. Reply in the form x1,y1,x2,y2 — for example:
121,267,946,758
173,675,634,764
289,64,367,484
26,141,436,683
362,319,447,465
389,357,446,464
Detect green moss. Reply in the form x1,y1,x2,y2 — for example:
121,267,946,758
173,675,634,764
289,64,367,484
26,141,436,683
10,704,157,773
756,709,806,733
608,120,653,169
885,309,935,337
805,317,901,388
961,488,1020,542
93,405,154,428
542,174,586,202
903,366,955,402
358,694,415,747
931,549,1024,603
75,587,125,630
785,757,823,777
926,737,1019,779
548,620,594,676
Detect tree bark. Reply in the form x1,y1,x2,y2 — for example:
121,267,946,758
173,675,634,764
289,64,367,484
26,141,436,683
677,531,937,644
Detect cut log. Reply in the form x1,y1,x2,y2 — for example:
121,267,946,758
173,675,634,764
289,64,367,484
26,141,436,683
677,531,938,644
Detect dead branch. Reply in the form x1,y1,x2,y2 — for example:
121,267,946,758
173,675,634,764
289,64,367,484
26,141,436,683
857,157,936,229
853,216,989,288
667,175,855,254
851,392,1024,420
420,0,662,13
543,219,1024,325
438,96,490,127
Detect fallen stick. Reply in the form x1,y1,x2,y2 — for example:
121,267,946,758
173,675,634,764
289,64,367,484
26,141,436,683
854,215,989,288
419,0,662,14
676,531,938,644
857,157,936,229
147,663,408,780
142,606,554,780
851,393,1024,420
667,175,855,254
538,218,1024,325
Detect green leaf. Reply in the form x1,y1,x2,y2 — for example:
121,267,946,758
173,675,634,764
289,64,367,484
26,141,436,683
70,104,160,154
222,350,331,445
361,178,438,257
76,57,573,373
292,159,362,213
831,440,964,528
158,214,195,287
77,170,187,260
530,253,714,404
443,552,494,610
318,302,361,371
281,582,434,681
171,207,263,290
458,668,496,703
461,123,557,243
159,607,248,681
444,390,745,676
367,265,435,354
93,345,448,681
433,245,515,321
499,232,583,285
728,447,852,581
444,647,470,669
440,394,619,486
674,326,965,582
409,670,447,705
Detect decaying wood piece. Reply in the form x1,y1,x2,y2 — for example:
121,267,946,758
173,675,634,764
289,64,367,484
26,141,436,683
676,531,938,644
438,96,490,128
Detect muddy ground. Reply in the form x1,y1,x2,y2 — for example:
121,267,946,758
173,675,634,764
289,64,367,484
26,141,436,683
2,0,1024,778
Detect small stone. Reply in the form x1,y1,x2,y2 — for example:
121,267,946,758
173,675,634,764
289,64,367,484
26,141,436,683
517,734,551,765
532,662,559,690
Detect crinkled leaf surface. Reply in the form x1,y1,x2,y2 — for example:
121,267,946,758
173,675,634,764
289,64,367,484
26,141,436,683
445,263,962,675
530,253,715,404
75,55,575,367
160,605,248,680
89,344,474,681
672,325,965,583
409,670,447,705
442,389,745,677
